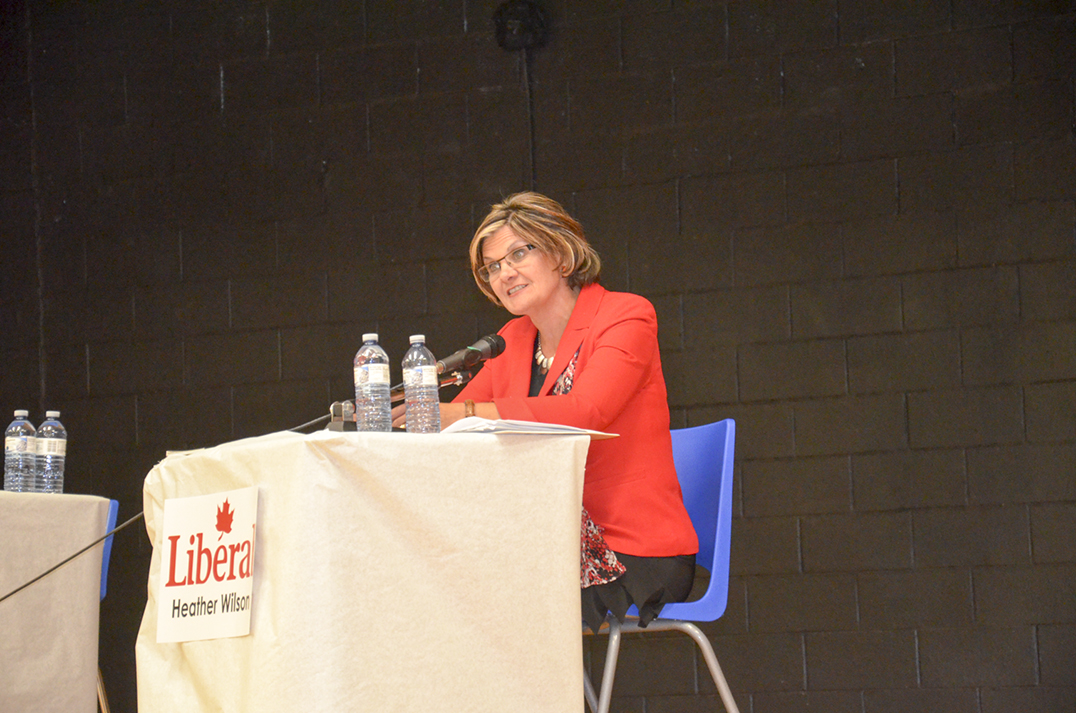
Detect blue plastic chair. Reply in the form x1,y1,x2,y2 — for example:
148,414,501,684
98,500,118,713
584,419,739,713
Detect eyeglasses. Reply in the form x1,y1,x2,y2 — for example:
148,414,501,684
477,244,537,283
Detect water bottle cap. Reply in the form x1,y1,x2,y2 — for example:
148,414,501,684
409,334,425,343
13,409,28,417
46,410,60,418
362,333,378,342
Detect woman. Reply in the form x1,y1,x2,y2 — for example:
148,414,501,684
393,192,698,632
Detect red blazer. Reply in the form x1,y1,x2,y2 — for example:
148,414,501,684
454,284,698,557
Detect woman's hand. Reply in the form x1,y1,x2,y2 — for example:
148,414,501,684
390,402,407,429
438,402,467,429
392,402,466,430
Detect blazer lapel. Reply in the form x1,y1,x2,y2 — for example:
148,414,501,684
539,284,605,396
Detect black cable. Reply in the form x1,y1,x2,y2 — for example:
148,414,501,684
523,45,538,190
0,511,145,604
288,413,331,433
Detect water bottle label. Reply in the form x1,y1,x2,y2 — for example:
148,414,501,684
405,365,438,387
5,436,34,454
363,363,390,385
37,438,67,456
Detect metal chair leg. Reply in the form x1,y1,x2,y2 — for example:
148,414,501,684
97,667,111,713
671,621,740,713
585,618,741,713
583,667,599,713
595,617,622,713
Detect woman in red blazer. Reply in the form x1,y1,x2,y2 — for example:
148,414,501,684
395,192,698,632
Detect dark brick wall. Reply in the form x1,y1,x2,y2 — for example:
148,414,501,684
1,1,1074,711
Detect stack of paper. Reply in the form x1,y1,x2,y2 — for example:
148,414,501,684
441,417,618,440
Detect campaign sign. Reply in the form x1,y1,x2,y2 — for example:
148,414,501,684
156,486,259,643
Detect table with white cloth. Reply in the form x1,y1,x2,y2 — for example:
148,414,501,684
0,491,113,713
136,429,590,713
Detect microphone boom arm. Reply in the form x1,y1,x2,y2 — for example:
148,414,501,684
328,370,477,430
389,368,475,403
329,333,503,429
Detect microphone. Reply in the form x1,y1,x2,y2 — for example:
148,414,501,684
436,334,506,374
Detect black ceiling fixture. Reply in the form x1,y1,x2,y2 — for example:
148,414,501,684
493,0,548,52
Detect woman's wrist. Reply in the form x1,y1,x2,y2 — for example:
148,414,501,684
443,400,500,426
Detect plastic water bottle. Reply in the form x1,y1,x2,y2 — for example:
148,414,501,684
402,334,441,434
4,410,37,492
354,333,392,432
36,411,67,494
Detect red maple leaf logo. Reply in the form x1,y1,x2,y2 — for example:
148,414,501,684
216,499,234,540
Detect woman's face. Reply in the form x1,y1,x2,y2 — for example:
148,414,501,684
481,225,567,317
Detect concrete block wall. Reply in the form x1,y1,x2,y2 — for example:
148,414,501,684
0,1,1073,711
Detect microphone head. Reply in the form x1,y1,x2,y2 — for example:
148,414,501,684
436,334,507,375
481,334,506,358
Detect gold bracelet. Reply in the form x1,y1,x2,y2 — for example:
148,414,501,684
464,400,476,418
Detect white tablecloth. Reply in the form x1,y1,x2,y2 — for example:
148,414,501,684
0,492,112,713
136,429,589,712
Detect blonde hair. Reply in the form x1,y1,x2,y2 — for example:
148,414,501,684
469,192,601,305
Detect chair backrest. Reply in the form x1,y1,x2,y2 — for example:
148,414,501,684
657,419,735,622
100,499,119,601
